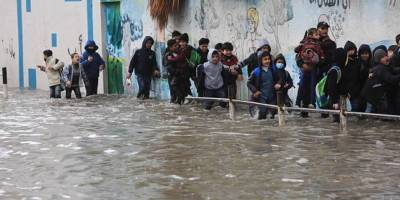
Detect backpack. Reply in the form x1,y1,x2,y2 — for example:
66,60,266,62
187,50,201,69
315,65,341,109
55,58,65,91
300,45,320,65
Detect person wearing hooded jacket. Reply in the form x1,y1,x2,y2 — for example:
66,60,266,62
127,36,160,99
273,54,293,107
197,49,230,110
81,40,105,96
357,44,373,112
362,49,400,114
390,34,400,114
325,48,348,122
239,39,272,76
343,41,365,112
247,51,278,120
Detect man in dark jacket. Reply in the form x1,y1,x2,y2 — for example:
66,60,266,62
362,49,400,114
81,40,105,96
197,38,210,65
126,36,160,99
317,22,337,80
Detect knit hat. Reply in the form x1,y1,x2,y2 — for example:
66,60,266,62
374,49,387,63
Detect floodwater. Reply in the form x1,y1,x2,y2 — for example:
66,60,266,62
1,89,400,200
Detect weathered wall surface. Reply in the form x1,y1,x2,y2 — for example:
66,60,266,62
121,0,400,100
1,0,103,92
2,0,400,99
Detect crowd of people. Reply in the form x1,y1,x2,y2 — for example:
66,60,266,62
37,21,400,121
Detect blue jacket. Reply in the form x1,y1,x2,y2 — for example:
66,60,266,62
247,66,278,100
81,40,105,79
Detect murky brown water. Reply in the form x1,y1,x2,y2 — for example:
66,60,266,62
1,89,400,199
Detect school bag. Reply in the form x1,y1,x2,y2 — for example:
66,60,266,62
300,44,320,65
55,58,65,91
187,50,201,69
315,65,341,109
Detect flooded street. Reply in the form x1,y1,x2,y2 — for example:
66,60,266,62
1,89,400,199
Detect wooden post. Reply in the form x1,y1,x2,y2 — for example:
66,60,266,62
229,99,236,120
277,91,285,127
339,95,347,133
2,67,7,99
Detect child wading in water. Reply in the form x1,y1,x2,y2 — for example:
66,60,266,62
273,54,293,107
197,49,229,110
247,51,277,120
63,53,89,99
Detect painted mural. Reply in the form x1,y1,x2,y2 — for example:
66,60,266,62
119,0,400,101
105,2,124,94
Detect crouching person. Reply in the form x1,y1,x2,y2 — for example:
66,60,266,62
63,53,89,99
36,49,64,98
198,49,228,110
247,51,277,120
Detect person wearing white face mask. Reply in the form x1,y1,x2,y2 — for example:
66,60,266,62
273,54,294,107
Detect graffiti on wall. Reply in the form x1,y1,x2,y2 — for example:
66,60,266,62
243,8,262,56
1,38,16,59
261,0,294,52
309,0,351,10
318,11,345,41
194,0,220,37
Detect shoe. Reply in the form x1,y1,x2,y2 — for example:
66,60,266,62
321,113,329,118
300,112,309,118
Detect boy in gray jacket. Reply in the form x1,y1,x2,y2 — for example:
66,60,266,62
63,53,89,99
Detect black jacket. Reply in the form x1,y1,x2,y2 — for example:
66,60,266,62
128,36,159,77
358,44,373,91
197,48,209,65
362,63,400,106
343,41,362,98
240,52,259,76
326,48,347,104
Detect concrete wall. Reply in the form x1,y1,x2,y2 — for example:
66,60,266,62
0,0,104,93
0,2,19,87
121,0,400,101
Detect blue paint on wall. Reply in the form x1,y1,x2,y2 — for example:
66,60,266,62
17,0,24,88
28,68,36,90
26,0,31,12
51,33,57,47
87,0,94,40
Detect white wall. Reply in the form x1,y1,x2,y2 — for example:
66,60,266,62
0,2,18,87
0,0,104,93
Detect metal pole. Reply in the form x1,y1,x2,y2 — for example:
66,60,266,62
276,91,285,127
339,96,347,133
2,67,7,99
229,99,236,120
